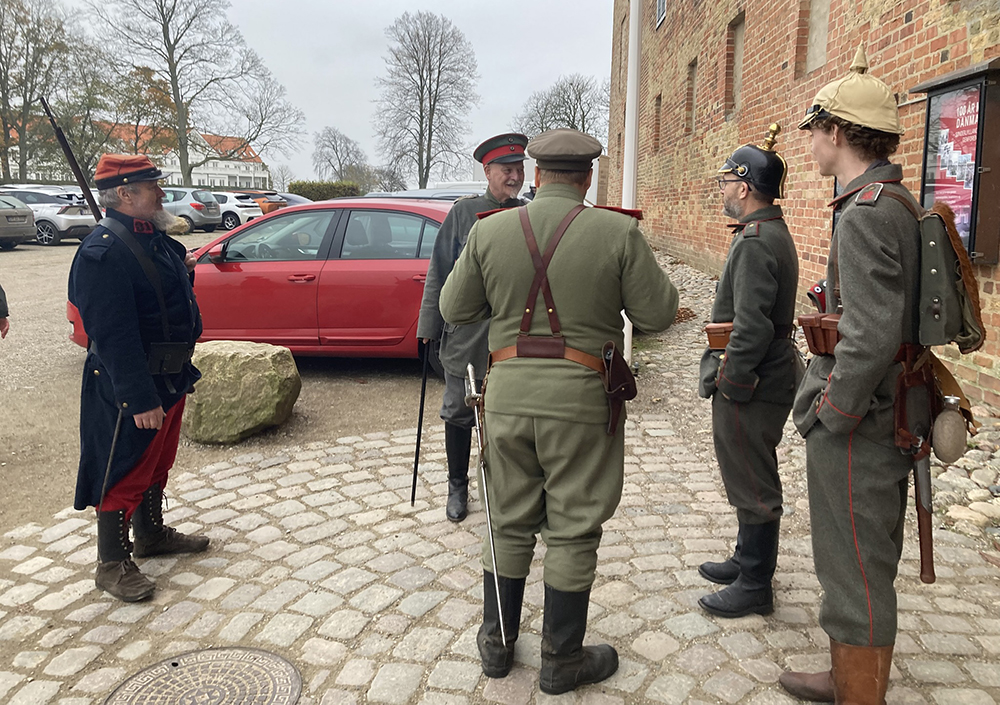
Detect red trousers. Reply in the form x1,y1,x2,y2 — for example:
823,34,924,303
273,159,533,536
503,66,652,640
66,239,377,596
98,399,185,519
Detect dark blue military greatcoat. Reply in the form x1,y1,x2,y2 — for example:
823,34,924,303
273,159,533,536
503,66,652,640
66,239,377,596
68,209,202,510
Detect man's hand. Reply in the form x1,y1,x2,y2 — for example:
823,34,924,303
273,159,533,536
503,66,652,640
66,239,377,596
0,317,8,339
134,406,166,430
184,251,197,272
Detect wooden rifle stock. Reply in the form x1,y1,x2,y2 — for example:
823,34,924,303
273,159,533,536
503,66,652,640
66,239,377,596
39,96,102,222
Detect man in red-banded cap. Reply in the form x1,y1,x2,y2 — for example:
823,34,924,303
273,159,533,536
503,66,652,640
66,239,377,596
68,154,208,602
417,133,528,522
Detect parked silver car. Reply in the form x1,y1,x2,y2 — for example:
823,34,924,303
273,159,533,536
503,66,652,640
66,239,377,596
161,187,222,232
213,191,264,230
0,187,96,245
0,194,35,250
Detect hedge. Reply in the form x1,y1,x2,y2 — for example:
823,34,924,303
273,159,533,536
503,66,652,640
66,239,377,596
286,180,361,201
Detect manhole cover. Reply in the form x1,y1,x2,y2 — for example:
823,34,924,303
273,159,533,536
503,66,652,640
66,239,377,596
105,647,301,705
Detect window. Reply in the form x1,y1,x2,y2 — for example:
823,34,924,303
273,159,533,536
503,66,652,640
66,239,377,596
726,14,746,116
685,59,698,133
653,94,662,152
341,210,426,260
656,0,666,27
419,222,440,258
223,210,335,262
805,0,831,73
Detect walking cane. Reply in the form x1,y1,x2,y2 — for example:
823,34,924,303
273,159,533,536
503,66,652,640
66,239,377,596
96,408,125,562
466,363,507,646
410,342,431,506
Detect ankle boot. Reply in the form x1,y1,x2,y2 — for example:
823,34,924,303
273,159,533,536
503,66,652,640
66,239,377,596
477,571,526,678
699,524,743,585
444,423,472,522
132,483,210,558
95,509,155,602
699,520,779,618
539,584,619,695
831,639,893,704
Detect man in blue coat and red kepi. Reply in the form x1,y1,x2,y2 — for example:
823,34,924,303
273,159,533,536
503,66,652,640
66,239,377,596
69,154,208,602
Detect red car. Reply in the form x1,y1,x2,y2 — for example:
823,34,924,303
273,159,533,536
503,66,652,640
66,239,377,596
67,198,452,372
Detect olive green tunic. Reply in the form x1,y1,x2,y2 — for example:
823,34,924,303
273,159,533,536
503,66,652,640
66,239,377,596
440,183,678,591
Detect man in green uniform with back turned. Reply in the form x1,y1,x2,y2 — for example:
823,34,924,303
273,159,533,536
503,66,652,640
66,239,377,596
440,128,678,694
417,133,527,522
780,47,928,704
697,125,802,620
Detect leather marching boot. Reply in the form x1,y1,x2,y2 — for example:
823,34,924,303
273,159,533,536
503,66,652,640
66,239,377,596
539,584,619,695
132,483,210,558
699,523,743,585
831,639,893,704
778,668,834,702
699,519,779,618
444,423,472,522
95,509,155,602
477,571,526,678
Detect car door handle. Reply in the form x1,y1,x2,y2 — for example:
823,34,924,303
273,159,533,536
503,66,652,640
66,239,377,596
412,274,426,283
287,274,316,282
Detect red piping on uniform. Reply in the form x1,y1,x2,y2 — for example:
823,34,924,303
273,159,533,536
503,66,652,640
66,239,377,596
734,401,768,515
847,429,875,646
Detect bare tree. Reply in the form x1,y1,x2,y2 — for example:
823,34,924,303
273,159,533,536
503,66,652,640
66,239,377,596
0,0,70,181
270,163,294,191
89,0,304,186
375,11,479,188
513,74,610,145
312,126,367,180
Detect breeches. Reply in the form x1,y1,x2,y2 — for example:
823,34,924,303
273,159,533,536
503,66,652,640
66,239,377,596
481,411,624,592
440,372,477,428
712,394,789,524
806,422,910,647
100,399,185,518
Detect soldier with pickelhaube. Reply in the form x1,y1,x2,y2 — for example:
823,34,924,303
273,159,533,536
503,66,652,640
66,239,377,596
697,125,802,620
416,133,528,522
780,47,928,703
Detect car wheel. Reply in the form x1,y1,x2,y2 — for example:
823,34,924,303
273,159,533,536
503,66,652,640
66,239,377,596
421,339,445,380
179,216,194,234
203,225,217,233
222,212,240,230
0,241,16,251
35,221,61,246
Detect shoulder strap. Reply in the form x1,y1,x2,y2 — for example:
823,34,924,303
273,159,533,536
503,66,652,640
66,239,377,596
518,204,586,335
99,218,171,341
878,189,925,220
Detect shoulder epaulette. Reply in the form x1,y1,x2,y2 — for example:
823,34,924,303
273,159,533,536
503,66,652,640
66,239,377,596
455,194,478,202
79,228,115,261
476,208,505,220
594,205,643,220
742,222,760,238
854,182,884,206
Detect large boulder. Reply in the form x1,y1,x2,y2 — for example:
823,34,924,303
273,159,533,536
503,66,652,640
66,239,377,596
183,340,301,444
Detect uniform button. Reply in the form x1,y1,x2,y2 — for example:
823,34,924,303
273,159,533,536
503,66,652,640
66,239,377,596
122,402,129,409
93,369,100,376
102,234,109,239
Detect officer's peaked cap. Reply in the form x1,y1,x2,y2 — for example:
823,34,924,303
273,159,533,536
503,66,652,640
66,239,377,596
527,129,603,171
474,133,528,165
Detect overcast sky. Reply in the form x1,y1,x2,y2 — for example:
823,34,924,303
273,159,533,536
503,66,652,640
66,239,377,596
228,0,614,184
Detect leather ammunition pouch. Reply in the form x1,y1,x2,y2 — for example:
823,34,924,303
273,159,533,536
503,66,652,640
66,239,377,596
704,322,794,350
798,313,842,355
147,342,194,376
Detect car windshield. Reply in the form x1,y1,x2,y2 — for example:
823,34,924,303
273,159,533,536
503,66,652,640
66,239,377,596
193,190,217,204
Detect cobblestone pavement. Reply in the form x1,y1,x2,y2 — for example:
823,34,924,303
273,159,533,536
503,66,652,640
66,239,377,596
2,260,1000,704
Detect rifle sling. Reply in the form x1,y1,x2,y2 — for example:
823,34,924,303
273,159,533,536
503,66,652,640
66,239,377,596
100,217,172,342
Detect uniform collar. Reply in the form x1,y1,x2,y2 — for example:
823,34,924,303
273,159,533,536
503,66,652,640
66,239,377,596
828,163,904,209
728,204,783,230
105,208,163,238
534,183,586,203
484,188,521,209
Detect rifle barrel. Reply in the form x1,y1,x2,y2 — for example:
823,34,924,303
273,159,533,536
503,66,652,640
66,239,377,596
39,96,102,222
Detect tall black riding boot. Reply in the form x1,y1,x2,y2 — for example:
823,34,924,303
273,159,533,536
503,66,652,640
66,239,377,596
477,571,526,678
444,423,472,522
95,509,155,602
132,483,210,558
539,584,619,695
699,523,743,585
699,519,779,618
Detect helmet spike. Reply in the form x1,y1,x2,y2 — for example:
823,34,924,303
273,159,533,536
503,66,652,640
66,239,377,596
850,44,868,74
760,123,781,152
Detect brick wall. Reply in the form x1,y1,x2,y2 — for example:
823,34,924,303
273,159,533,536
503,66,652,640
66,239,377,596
609,0,1000,409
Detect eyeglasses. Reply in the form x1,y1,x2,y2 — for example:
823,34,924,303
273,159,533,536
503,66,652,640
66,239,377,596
717,177,749,192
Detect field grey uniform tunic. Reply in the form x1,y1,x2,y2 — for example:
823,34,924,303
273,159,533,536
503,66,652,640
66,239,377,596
792,163,927,648
698,205,801,525
439,183,678,592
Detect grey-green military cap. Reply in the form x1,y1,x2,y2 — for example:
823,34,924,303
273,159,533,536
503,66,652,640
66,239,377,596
527,128,603,171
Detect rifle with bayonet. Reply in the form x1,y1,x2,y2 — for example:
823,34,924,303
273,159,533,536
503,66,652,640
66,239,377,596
39,96,102,221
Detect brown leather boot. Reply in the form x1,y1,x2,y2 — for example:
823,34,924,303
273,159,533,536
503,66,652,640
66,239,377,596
831,639,893,704
132,483,210,558
778,669,834,702
95,509,155,602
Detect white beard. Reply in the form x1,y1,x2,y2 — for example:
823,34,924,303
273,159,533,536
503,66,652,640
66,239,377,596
149,209,186,234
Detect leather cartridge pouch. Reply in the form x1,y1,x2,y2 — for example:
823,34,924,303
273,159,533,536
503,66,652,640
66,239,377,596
603,341,637,435
820,313,842,353
704,322,733,350
147,342,193,376
798,313,843,355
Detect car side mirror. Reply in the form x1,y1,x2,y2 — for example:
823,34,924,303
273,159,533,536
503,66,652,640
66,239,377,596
208,244,226,263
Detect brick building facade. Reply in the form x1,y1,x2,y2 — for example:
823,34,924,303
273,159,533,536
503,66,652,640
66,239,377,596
608,0,1000,408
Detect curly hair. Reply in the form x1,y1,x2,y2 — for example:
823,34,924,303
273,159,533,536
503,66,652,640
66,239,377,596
810,114,900,162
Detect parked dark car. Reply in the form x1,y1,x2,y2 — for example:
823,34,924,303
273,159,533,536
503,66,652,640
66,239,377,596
0,195,35,250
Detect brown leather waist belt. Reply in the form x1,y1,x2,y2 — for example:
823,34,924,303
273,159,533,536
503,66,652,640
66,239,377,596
489,343,605,375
